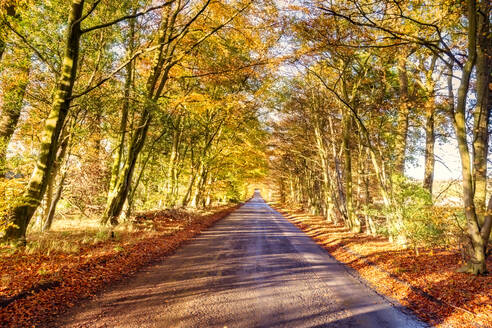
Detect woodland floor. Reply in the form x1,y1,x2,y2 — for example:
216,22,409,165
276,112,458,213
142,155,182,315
271,203,492,328
0,203,241,327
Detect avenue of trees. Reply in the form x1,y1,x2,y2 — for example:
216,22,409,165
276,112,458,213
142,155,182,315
0,0,274,242
0,0,490,276
269,0,491,274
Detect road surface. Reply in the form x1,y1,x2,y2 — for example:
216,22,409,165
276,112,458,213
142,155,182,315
52,193,427,328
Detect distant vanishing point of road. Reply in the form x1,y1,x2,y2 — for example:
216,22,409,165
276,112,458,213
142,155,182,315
52,192,428,328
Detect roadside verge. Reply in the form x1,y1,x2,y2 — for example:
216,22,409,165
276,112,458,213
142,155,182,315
0,203,242,327
270,203,492,328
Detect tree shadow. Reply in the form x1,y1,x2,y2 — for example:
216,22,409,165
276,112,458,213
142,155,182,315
47,200,427,328
284,210,492,327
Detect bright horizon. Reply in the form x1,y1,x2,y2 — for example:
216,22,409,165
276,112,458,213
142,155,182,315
406,138,462,181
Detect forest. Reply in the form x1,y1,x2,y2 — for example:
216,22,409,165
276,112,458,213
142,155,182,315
266,0,491,276
0,0,273,239
0,0,490,327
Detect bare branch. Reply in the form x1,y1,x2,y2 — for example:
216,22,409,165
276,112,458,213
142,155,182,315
318,4,462,67
70,42,161,99
81,0,176,34
74,0,102,25
3,19,59,75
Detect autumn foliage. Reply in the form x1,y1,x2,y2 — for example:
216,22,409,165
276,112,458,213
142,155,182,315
274,204,492,328
0,204,241,327
0,0,490,326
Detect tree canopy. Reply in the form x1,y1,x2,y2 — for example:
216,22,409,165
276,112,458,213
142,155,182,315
0,0,490,276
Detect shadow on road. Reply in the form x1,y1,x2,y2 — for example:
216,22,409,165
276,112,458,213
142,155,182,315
53,195,427,328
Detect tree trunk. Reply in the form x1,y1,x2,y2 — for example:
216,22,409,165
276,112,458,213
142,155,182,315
0,37,5,62
43,173,54,227
328,116,345,221
394,54,410,175
182,169,196,207
421,55,438,196
2,0,84,244
472,0,491,228
102,110,151,225
190,165,207,208
42,127,72,231
203,176,215,207
102,5,177,224
108,10,135,192
314,118,334,222
422,97,435,195
0,4,18,63
342,112,361,232
42,168,67,232
453,0,490,274
165,116,182,206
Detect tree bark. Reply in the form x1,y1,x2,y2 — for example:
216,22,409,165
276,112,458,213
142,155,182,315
42,166,68,232
394,53,410,175
422,101,435,195
165,115,182,207
102,4,178,224
190,166,207,208
0,4,18,63
472,0,491,227
102,109,151,225
42,126,72,231
182,168,196,207
314,121,334,222
421,55,437,196
453,0,490,274
108,9,135,193
342,111,361,232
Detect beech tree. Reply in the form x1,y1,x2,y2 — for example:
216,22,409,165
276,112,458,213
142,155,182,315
0,0,275,243
1,0,178,243
270,0,491,273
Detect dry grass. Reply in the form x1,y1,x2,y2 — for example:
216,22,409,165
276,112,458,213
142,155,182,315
20,206,222,256
24,217,137,255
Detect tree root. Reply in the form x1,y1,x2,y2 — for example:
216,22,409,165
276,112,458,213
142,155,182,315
456,262,488,275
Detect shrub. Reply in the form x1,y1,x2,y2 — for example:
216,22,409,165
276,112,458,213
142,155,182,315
0,178,25,237
389,175,446,249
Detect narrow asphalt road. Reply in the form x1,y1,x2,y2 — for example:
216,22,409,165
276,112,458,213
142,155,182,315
53,193,427,328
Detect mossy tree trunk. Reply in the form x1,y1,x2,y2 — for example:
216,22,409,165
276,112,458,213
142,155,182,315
102,0,219,223
472,0,491,230
0,4,17,63
102,109,151,225
42,123,73,232
453,0,491,275
108,9,135,193
102,4,178,225
394,53,410,176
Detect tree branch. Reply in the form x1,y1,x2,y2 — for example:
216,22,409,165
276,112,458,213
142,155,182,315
70,42,162,99
81,0,176,34
3,19,59,75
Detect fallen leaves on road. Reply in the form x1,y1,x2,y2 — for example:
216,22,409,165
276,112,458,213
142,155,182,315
0,204,241,328
273,205,492,328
